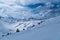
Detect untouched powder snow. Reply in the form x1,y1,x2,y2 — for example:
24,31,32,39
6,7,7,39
1,15,60,40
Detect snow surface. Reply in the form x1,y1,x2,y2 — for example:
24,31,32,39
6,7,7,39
0,0,60,40
1,13,60,40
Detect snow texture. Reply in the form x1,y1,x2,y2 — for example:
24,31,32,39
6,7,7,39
0,0,60,40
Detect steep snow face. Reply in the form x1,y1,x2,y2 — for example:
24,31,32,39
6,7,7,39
1,14,60,40
0,0,60,40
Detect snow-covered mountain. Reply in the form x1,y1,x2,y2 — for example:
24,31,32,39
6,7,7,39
0,0,60,40
1,13,60,40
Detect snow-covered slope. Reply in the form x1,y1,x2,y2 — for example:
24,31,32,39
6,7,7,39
0,9,60,39
0,0,60,40
1,13,60,40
